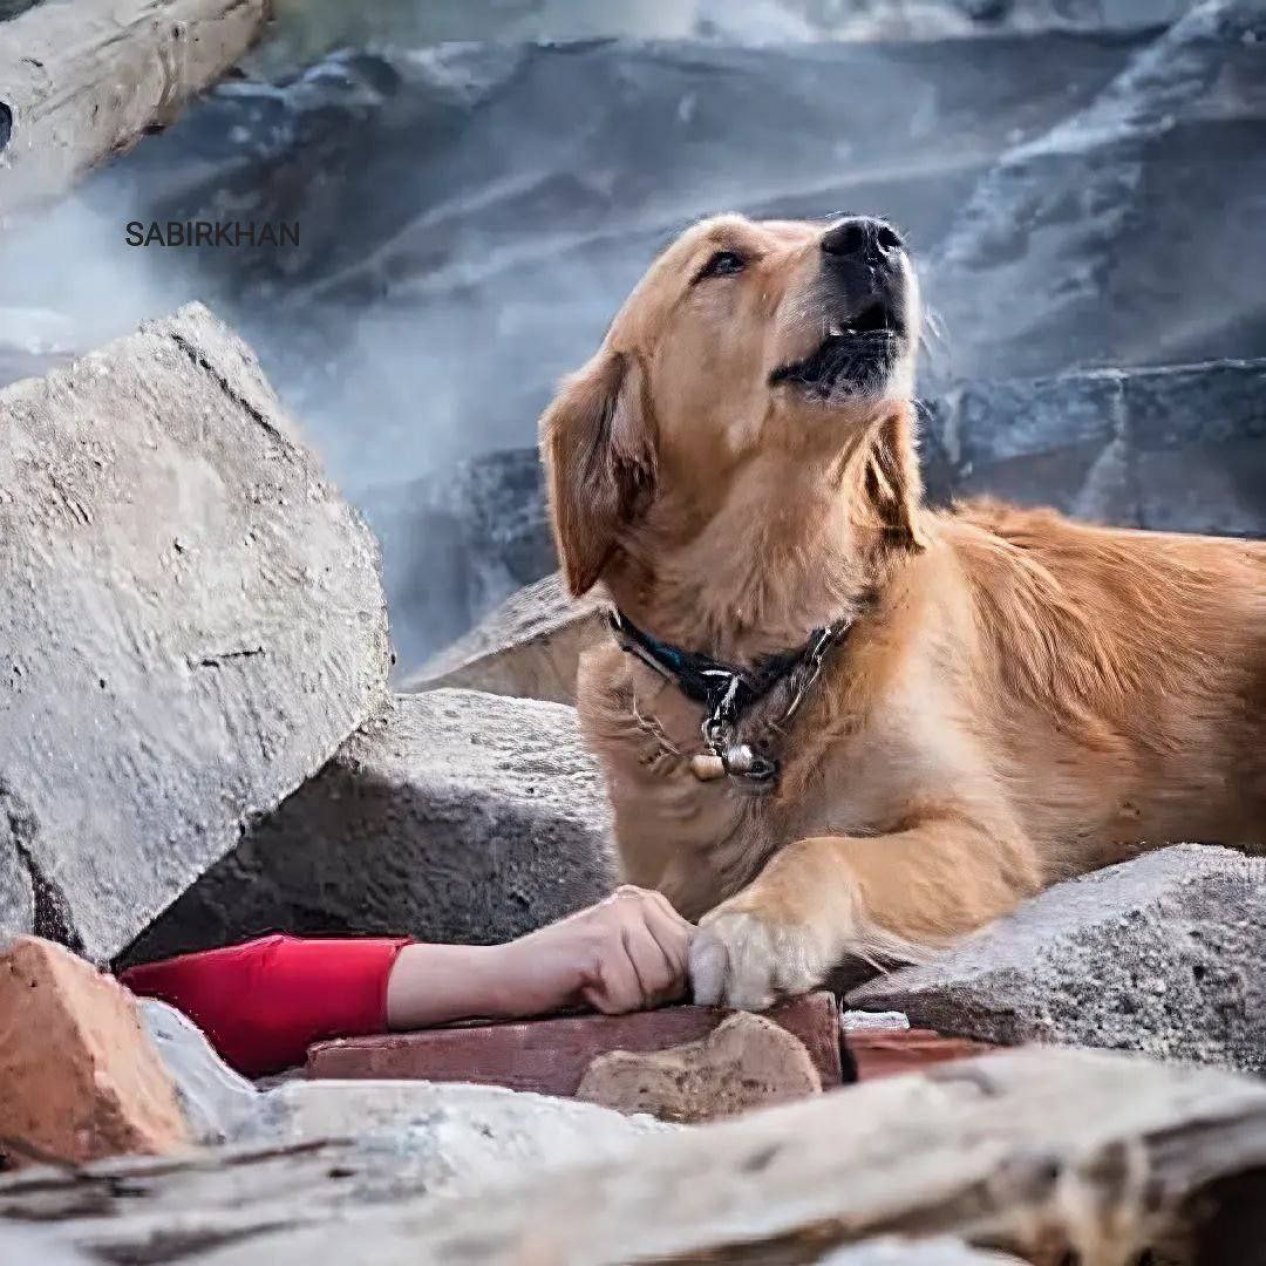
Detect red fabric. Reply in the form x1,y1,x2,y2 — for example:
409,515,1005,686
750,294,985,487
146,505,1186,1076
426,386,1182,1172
120,934,411,1078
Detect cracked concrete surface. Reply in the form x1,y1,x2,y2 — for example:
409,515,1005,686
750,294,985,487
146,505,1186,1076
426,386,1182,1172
0,304,390,962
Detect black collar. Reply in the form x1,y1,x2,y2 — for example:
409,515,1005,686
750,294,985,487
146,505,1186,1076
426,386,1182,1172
608,604,865,787
608,610,817,714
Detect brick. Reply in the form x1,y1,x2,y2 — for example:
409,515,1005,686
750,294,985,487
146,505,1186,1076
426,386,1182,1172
0,937,191,1167
575,1012,822,1123
306,991,842,1093
846,1029,1000,1082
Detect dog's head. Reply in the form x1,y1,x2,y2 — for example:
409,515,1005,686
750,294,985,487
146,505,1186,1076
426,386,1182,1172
541,214,925,599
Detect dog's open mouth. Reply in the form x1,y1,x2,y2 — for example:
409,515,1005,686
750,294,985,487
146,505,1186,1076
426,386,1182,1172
769,300,904,397
828,299,902,341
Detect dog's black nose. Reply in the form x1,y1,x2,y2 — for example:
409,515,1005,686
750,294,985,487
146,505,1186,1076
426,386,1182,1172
821,217,903,259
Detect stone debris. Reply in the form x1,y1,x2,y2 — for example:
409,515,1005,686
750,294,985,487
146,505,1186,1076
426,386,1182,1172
401,572,605,704
237,1078,670,1199
124,689,617,962
850,845,1266,1073
925,0,1266,384
138,999,260,1144
0,304,389,962
921,359,1266,537
575,1012,823,1124
7,1048,1266,1263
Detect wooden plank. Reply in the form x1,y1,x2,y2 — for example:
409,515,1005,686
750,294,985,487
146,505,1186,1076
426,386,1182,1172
0,0,270,219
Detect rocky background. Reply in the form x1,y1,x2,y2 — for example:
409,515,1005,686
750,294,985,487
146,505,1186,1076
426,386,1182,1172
1,0,1262,669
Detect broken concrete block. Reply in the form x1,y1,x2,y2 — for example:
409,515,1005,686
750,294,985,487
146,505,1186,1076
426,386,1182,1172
13,1048,1266,1262
0,937,190,1166
925,2,1266,383
124,689,618,962
920,359,1266,536
575,1012,822,1123
401,573,605,704
234,1079,670,1201
850,845,1266,1071
139,999,260,1145
306,992,843,1093
0,1083,669,1252
0,304,389,962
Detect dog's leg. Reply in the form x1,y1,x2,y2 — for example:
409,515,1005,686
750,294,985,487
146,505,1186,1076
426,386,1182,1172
689,815,1042,1010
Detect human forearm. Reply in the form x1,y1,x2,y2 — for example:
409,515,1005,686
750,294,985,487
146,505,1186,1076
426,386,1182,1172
387,886,695,1028
384,941,516,1029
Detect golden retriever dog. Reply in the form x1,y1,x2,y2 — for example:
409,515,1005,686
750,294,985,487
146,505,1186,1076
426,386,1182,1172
538,212,1266,1010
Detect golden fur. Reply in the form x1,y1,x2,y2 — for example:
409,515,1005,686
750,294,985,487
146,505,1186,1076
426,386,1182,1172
539,213,1266,1008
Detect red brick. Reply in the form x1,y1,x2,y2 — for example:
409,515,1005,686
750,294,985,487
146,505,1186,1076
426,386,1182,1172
307,991,843,1092
846,1028,1000,1081
0,937,191,1167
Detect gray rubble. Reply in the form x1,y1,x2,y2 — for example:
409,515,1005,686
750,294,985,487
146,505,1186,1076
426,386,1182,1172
7,1048,1266,1263
0,1076,667,1258
401,572,604,703
920,358,1266,535
124,688,616,963
0,304,389,962
140,1000,260,1144
924,0,1266,384
237,1079,669,1199
850,845,1266,1073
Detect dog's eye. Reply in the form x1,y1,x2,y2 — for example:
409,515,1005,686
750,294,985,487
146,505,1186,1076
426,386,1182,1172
694,250,747,283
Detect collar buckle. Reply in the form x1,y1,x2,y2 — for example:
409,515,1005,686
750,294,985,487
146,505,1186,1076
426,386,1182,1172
609,604,864,790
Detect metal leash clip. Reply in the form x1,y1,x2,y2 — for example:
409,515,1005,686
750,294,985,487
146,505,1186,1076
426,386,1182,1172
698,673,779,787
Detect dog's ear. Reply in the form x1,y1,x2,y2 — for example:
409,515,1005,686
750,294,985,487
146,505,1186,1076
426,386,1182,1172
864,404,928,551
539,350,656,596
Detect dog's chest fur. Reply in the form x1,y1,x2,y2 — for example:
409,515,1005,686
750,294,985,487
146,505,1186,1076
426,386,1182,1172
575,639,928,921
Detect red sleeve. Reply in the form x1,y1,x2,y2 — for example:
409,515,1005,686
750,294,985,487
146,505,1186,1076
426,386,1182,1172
120,934,411,1078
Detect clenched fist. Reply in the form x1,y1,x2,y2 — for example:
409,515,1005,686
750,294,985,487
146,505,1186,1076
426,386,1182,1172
497,884,695,1016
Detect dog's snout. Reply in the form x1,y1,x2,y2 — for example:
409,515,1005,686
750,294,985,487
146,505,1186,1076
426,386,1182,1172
821,217,903,260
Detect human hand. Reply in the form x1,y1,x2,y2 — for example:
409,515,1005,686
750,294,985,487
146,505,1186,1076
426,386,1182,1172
491,885,695,1018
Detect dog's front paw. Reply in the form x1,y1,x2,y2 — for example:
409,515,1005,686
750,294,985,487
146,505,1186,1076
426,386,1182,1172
689,901,836,1011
